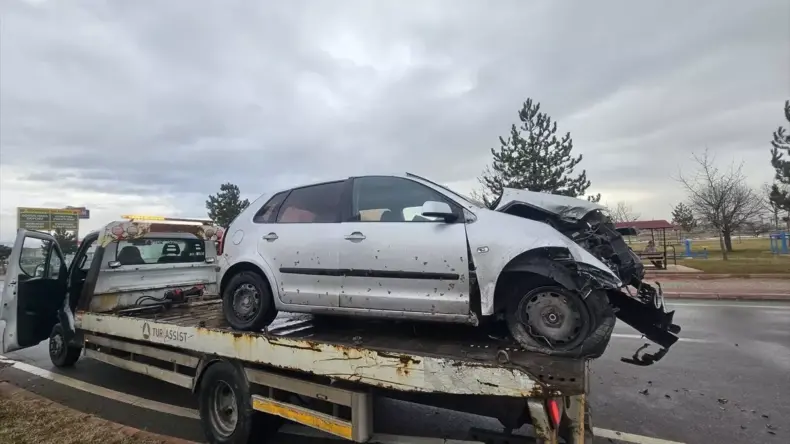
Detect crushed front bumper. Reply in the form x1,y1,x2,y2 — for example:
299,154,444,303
608,281,681,366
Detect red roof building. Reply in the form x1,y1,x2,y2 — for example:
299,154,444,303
614,220,675,230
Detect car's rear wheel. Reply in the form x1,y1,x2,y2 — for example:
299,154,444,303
505,282,614,358
222,271,278,331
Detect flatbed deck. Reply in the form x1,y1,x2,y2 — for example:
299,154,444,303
75,299,586,398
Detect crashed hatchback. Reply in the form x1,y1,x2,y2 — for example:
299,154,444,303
219,173,681,363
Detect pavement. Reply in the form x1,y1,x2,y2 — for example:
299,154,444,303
642,278,790,300
1,298,789,444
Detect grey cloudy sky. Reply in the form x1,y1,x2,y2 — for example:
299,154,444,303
1,0,789,240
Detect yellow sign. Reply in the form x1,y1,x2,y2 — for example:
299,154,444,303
17,207,80,231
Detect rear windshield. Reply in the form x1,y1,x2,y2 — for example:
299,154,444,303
115,238,206,265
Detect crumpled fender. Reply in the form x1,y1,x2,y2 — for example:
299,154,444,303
466,210,621,315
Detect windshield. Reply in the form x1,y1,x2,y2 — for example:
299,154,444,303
406,173,486,209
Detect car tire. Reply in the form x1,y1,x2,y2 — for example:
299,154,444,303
198,360,282,444
222,271,278,331
49,324,82,368
505,282,614,358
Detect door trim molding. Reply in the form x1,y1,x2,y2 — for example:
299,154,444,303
279,267,460,281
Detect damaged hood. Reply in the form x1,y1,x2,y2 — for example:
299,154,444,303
495,188,606,220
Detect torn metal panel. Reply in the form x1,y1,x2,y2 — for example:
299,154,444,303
495,188,606,220
465,209,621,316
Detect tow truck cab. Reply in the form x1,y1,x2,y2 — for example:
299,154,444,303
0,216,222,357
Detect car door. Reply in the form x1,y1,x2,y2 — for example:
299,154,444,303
338,176,470,315
256,180,348,308
1,229,72,353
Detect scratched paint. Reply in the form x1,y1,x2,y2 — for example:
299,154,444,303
75,310,569,398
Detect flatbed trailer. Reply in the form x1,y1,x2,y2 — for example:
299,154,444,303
73,298,592,443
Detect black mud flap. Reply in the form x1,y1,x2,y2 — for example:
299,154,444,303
607,289,681,366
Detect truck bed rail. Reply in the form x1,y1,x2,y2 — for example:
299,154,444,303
75,299,586,398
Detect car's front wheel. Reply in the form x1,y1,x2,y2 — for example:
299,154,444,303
505,282,614,358
222,271,278,331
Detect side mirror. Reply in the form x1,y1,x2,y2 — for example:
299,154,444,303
421,201,457,222
108,261,122,269
34,263,45,277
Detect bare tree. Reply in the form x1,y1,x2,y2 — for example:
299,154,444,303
675,149,764,259
606,201,641,224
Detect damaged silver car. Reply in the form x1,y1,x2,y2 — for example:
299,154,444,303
218,173,680,363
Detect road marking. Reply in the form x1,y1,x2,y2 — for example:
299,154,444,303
611,333,712,344
0,355,686,444
668,302,790,309
281,423,686,444
0,357,200,419
594,427,685,444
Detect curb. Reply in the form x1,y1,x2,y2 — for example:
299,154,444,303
663,292,790,301
645,273,790,280
0,382,199,444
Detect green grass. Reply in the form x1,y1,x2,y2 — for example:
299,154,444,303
628,237,790,274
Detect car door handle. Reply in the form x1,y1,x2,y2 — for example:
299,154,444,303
263,233,278,241
344,232,366,241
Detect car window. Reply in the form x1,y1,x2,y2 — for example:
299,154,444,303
19,236,58,278
253,191,289,223
48,248,63,279
351,176,457,222
276,181,345,223
116,238,206,265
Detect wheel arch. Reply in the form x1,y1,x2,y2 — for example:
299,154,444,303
493,247,580,313
191,356,249,394
220,261,275,302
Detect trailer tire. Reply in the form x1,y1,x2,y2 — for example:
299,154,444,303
198,361,281,444
49,324,81,368
222,271,277,332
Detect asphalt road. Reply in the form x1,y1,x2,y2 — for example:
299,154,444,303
2,299,789,444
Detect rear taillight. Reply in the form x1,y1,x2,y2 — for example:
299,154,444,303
547,399,561,428
217,228,226,255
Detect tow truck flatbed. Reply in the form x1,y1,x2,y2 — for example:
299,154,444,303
78,298,587,397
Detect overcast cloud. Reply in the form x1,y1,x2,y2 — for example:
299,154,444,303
1,0,789,240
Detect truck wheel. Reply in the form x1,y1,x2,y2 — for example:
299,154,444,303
49,324,82,368
505,283,614,358
198,361,282,444
222,271,277,331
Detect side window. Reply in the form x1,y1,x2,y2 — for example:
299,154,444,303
48,249,63,279
253,191,289,223
351,176,459,222
76,239,98,271
18,236,60,278
276,181,345,223
116,238,206,265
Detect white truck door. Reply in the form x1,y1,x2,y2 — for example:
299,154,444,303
0,229,71,353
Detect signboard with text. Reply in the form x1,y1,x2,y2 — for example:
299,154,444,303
17,207,81,231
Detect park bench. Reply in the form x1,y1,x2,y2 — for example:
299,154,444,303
636,251,666,269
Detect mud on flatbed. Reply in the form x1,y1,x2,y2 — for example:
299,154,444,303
78,298,587,398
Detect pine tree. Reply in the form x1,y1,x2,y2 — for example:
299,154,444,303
478,98,599,207
40,228,78,255
769,100,790,219
670,202,697,233
206,183,250,228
